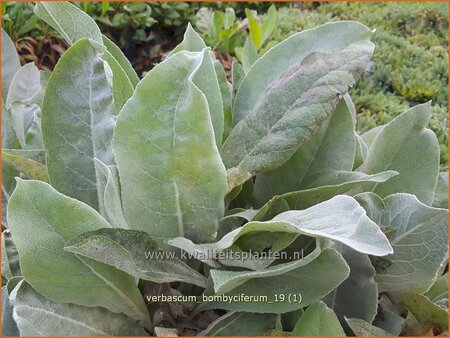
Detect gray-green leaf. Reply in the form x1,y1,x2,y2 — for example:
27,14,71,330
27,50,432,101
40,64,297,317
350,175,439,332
102,35,139,87
113,50,227,242
292,301,345,336
42,39,115,210
7,179,150,327
65,228,207,287
375,193,448,294
34,2,102,45
324,244,378,323
203,247,349,313
221,22,374,189
358,103,440,205
170,25,224,145
2,28,21,100
252,95,356,205
10,281,148,336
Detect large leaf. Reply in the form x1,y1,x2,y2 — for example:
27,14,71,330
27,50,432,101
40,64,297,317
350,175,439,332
10,281,148,336
170,195,392,272
113,50,227,242
324,244,378,322
170,195,392,274
202,248,350,313
99,45,134,115
1,28,21,100
170,25,224,145
221,22,374,189
7,180,150,327
5,62,43,148
375,194,448,294
42,39,115,210
358,103,440,205
102,35,139,87
2,100,19,150
214,60,233,145
252,96,356,204
34,2,102,45
199,312,276,336
292,301,345,336
65,228,207,287
33,2,134,115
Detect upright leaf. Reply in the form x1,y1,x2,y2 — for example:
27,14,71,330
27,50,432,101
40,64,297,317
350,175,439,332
240,37,259,73
11,281,148,336
100,47,134,115
102,35,139,87
375,194,448,294
6,62,42,147
113,51,227,242
94,159,129,228
292,301,345,336
170,23,207,55
7,180,150,327
222,22,374,188
170,25,225,145
214,60,233,144
2,28,21,100
252,98,356,205
358,103,440,205
42,39,115,210
34,2,102,45
34,3,137,108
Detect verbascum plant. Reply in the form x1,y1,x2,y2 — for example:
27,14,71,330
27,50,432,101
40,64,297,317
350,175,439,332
1,2,447,336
